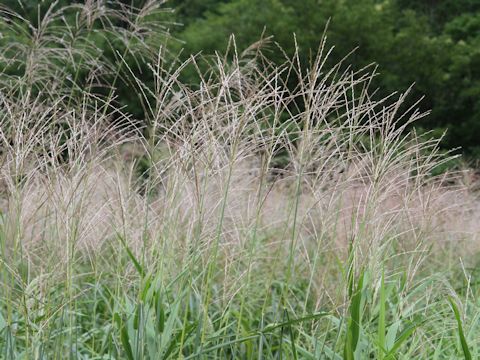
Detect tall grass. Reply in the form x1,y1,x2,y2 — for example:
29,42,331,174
0,1,479,359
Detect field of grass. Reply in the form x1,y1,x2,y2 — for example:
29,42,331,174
0,2,479,359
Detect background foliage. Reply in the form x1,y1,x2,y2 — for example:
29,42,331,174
170,0,480,156
2,0,479,155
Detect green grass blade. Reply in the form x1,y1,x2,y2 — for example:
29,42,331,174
262,312,329,333
184,335,260,359
121,324,135,360
378,270,386,360
117,232,145,277
344,269,365,360
155,292,165,333
284,309,298,360
449,297,472,360
384,322,418,359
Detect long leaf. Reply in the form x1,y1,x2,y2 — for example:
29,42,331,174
378,270,386,360
344,269,365,360
121,324,135,360
449,297,472,360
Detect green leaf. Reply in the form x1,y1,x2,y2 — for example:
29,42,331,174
449,297,472,360
385,322,418,358
284,309,298,360
261,312,329,333
113,312,122,329
155,292,165,333
163,322,197,359
140,275,152,302
121,324,135,360
344,269,365,360
378,270,386,360
385,321,399,352
0,312,5,333
117,232,145,277
133,303,141,330
184,335,260,359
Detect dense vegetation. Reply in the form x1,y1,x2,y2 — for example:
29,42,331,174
177,0,480,154
0,1,479,359
2,0,480,155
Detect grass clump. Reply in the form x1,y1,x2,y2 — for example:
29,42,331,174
0,1,479,359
